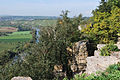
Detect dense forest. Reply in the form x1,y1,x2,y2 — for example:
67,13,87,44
0,0,120,80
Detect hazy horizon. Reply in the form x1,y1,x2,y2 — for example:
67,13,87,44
0,0,100,17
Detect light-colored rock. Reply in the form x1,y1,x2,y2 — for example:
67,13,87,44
54,65,63,72
115,44,120,49
69,41,88,74
94,50,101,56
11,77,32,80
97,44,106,50
111,51,120,59
85,56,120,75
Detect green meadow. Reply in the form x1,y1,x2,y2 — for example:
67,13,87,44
0,31,32,42
0,31,32,52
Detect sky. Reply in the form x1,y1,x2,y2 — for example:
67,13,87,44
0,0,100,17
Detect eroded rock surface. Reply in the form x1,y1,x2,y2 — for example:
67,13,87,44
85,56,120,75
70,41,88,74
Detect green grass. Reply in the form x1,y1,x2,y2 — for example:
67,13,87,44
0,31,32,52
0,31,32,40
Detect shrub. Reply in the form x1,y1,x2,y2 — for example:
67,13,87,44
100,43,120,56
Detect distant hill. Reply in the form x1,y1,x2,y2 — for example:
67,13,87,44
0,16,59,21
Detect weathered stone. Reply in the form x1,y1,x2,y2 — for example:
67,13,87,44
110,51,120,59
69,41,88,74
54,65,63,72
80,60,87,64
97,44,106,50
94,50,101,56
54,65,66,80
85,56,120,75
71,64,78,72
11,77,32,80
78,65,84,69
115,44,120,49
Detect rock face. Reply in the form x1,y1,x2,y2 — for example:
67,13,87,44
11,77,32,80
53,41,89,78
85,56,120,75
87,43,120,75
70,41,88,74
111,51,120,59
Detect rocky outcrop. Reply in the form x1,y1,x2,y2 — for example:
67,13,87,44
11,77,32,80
69,41,88,75
88,42,120,75
53,41,89,78
111,51,120,59
85,56,120,75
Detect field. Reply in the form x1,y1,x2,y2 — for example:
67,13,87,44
0,31,32,52
0,20,57,28
0,31,32,43
0,19,57,52
0,27,18,32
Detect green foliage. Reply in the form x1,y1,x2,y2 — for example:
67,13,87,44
106,43,119,51
0,43,17,52
83,5,120,44
100,46,111,56
94,0,120,13
100,43,120,56
0,31,32,39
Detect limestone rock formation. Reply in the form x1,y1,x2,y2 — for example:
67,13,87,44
111,51,120,59
97,44,106,50
11,77,32,80
69,41,88,75
85,56,120,75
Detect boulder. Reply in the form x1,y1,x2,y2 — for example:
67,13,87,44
97,44,106,50
85,56,120,75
